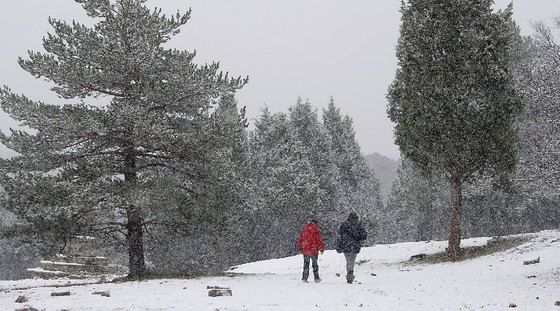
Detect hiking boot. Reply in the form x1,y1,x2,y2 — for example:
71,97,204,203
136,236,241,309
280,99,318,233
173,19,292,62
346,270,354,284
302,278,309,283
314,277,321,283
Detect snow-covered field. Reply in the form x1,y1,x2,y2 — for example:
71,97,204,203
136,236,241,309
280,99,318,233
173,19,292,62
2,230,559,311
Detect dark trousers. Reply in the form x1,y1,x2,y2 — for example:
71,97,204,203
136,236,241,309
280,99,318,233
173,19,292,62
302,255,319,280
344,252,357,271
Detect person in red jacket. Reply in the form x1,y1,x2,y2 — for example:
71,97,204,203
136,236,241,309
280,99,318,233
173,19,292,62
298,219,325,283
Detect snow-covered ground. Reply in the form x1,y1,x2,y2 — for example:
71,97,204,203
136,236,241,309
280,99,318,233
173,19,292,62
1,230,559,310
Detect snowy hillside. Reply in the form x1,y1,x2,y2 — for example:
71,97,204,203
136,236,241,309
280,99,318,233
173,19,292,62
2,230,559,311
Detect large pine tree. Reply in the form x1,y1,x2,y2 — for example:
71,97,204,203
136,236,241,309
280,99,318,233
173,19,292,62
383,158,448,243
323,98,383,239
288,98,341,243
512,19,560,231
515,20,560,196
387,0,522,255
247,108,321,259
0,0,246,277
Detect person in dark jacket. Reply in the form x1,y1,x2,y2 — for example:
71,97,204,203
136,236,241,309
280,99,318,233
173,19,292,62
336,212,367,284
298,219,325,283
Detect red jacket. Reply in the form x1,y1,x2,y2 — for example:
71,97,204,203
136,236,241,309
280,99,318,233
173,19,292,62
298,223,325,256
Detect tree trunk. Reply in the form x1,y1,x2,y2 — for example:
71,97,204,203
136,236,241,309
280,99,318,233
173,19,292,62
215,237,226,272
126,206,146,278
448,177,462,256
124,150,146,278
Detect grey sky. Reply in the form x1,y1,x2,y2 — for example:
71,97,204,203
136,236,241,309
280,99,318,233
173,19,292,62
0,1,558,160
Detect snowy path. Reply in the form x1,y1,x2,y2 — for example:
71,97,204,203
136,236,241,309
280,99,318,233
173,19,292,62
1,230,559,310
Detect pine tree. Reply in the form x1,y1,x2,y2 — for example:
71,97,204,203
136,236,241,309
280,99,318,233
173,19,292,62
512,19,560,231
387,0,523,255
515,20,560,198
0,0,246,277
382,158,448,243
246,108,321,259
323,99,370,190
461,176,521,237
322,98,383,237
288,98,341,244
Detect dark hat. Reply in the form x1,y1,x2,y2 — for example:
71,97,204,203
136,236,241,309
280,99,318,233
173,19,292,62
310,218,318,224
348,212,358,220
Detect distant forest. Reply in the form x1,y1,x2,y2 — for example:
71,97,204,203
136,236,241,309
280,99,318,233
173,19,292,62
1,0,559,279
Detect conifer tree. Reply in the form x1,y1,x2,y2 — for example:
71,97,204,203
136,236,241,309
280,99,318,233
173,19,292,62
323,98,383,235
0,0,246,277
247,109,321,259
387,0,522,255
323,99,370,190
288,98,341,243
382,158,448,243
510,19,560,232
515,20,560,198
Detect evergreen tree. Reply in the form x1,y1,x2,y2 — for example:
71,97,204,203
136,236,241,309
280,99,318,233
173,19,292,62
288,98,341,245
515,20,560,196
461,176,521,237
143,93,250,273
0,0,246,277
322,98,383,238
387,0,523,255
511,19,560,231
382,158,448,243
246,108,321,259
347,170,384,244
323,98,369,190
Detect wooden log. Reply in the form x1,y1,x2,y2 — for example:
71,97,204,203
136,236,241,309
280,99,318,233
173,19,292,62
51,291,71,296
523,257,540,265
208,289,232,297
92,291,110,297
207,286,229,289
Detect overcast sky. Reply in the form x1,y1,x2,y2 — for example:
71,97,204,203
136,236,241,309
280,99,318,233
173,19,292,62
0,1,558,160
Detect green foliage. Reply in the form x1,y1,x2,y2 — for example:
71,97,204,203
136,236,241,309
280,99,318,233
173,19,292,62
231,98,384,262
0,0,247,277
381,158,448,243
514,20,560,195
387,0,523,184
323,98,370,189
387,0,523,255
321,99,383,242
507,19,560,233
323,98,383,243
245,108,320,258
289,98,341,243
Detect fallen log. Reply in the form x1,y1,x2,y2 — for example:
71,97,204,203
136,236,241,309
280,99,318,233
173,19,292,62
51,291,71,296
207,286,232,297
523,257,540,265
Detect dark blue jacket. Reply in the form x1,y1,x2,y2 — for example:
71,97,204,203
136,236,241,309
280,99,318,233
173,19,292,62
338,216,367,254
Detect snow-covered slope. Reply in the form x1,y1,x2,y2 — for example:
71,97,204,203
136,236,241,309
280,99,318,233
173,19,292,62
1,230,559,310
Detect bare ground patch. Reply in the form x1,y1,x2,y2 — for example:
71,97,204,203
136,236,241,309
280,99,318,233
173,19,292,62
405,236,530,265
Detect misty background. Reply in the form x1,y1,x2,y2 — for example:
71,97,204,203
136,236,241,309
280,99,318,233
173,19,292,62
1,0,557,161
0,0,558,281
